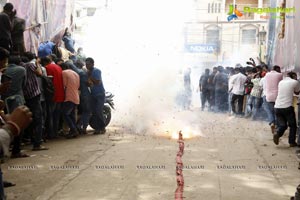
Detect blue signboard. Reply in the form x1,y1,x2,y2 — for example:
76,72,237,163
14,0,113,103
185,44,217,53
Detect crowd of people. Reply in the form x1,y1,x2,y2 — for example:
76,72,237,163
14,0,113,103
199,62,300,148
0,3,108,199
1,1,300,199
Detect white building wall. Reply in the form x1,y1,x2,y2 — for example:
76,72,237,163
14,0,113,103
184,0,268,68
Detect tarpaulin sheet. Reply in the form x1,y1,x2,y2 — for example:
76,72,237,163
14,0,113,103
266,0,277,67
5,0,74,54
271,0,300,72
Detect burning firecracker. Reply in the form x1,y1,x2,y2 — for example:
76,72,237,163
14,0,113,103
175,131,185,200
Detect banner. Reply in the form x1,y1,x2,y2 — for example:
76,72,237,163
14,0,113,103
271,0,299,72
185,44,217,53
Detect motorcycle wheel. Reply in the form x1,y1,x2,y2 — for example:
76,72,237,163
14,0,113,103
103,105,112,126
89,105,112,129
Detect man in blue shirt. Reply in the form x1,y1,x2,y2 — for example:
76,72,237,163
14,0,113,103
62,28,75,53
85,57,106,134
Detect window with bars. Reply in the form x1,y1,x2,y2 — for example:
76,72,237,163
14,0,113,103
242,29,257,44
206,29,220,52
206,29,220,44
208,2,221,13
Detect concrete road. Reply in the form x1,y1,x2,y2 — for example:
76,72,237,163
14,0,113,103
2,110,299,200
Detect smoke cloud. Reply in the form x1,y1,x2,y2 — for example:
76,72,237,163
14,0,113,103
79,0,200,136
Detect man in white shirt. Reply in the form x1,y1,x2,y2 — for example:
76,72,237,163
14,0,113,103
229,67,247,116
274,72,300,147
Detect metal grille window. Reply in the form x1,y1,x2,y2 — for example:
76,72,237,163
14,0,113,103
208,2,221,14
215,3,218,13
242,29,256,44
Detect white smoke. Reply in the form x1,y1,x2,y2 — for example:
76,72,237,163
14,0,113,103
80,0,197,135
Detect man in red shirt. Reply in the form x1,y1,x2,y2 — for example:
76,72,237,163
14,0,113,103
40,56,64,139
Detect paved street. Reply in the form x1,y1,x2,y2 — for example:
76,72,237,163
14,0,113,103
2,110,299,200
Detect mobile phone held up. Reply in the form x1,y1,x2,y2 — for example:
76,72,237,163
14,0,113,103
5,95,25,114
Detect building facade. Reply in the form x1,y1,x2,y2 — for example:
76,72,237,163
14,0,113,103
184,0,269,68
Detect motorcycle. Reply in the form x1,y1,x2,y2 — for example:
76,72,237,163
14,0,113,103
89,92,115,129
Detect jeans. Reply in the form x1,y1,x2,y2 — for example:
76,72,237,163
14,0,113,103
0,169,5,200
78,95,91,130
91,94,105,131
0,39,11,52
275,106,297,144
297,104,300,145
228,92,233,113
245,95,252,116
215,89,228,112
208,88,215,110
200,89,210,110
63,101,77,132
183,89,191,109
246,96,262,119
41,101,47,139
46,102,62,138
4,95,25,155
263,97,275,125
231,94,244,115
25,95,43,147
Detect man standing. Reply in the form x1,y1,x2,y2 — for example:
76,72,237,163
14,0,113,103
213,66,228,112
207,67,217,111
199,68,210,111
62,28,75,53
40,56,64,139
273,72,300,147
67,60,91,135
0,3,14,51
2,55,27,158
60,63,80,138
264,65,283,133
22,52,48,151
229,67,247,116
86,57,106,134
183,67,192,110
11,13,26,55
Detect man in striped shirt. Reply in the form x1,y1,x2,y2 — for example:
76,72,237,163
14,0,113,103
22,52,48,151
